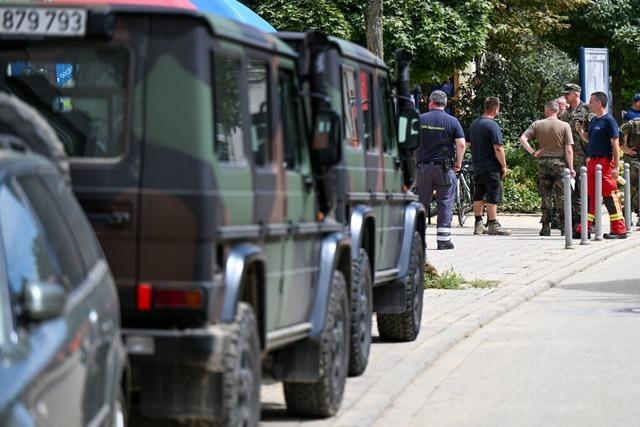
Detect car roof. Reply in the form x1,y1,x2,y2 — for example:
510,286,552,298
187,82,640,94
278,32,387,69
20,1,293,56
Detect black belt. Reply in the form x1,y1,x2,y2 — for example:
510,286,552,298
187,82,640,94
417,160,445,166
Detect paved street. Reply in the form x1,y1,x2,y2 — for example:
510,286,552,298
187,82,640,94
259,214,640,426
377,244,640,427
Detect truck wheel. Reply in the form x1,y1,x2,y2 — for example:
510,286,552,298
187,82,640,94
348,249,372,376
219,302,261,427
283,270,349,417
0,93,69,181
377,231,424,341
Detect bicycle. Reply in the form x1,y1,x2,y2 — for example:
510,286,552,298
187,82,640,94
455,160,474,226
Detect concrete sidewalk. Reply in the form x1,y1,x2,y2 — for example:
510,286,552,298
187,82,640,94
260,215,640,426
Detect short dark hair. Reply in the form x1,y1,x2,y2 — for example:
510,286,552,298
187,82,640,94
591,92,608,108
484,97,500,112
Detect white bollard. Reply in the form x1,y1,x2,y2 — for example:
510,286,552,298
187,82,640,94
563,168,573,248
580,166,588,244
594,164,603,241
624,163,631,232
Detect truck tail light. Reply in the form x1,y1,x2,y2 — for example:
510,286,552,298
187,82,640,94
137,283,204,311
137,283,152,311
154,289,203,310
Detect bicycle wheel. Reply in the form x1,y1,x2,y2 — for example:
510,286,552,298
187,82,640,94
456,176,465,227
459,174,474,227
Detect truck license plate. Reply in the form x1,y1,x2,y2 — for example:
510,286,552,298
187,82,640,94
0,8,87,37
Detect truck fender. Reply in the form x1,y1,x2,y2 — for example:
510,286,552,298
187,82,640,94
397,202,426,278
309,231,351,337
349,205,375,264
220,244,265,323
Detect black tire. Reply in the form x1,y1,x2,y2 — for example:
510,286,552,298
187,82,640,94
348,249,373,376
218,302,261,427
377,231,424,342
455,177,465,227
283,270,349,418
0,93,69,181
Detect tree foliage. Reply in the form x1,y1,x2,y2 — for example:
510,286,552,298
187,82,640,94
551,0,640,118
487,0,588,58
244,0,492,84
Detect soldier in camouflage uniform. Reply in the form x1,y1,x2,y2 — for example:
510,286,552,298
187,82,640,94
561,84,591,227
621,118,640,223
520,100,575,235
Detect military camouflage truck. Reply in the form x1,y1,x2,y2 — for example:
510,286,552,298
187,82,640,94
279,32,425,375
0,3,353,425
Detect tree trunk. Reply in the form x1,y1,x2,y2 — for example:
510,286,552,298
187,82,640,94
365,0,383,59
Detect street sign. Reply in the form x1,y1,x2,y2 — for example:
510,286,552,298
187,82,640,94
579,47,609,104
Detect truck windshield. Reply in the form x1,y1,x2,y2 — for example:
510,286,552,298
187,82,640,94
0,45,129,159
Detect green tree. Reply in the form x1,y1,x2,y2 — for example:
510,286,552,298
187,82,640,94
552,0,640,120
244,0,492,84
487,0,588,58
249,0,362,40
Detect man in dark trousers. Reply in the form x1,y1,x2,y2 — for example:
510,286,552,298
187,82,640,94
574,92,627,239
469,97,511,236
416,90,466,250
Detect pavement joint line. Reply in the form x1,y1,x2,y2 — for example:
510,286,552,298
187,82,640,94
329,233,640,427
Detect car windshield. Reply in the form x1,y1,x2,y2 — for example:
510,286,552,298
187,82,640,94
0,44,129,159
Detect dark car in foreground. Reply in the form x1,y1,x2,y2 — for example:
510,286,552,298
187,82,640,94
0,147,127,427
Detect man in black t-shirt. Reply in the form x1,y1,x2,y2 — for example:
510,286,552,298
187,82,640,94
469,97,511,236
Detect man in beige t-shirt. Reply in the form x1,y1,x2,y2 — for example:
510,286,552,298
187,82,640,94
519,100,574,236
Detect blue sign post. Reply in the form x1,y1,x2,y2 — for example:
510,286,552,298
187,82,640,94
579,47,609,103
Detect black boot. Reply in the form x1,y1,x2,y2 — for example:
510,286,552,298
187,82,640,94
539,223,551,236
437,240,455,250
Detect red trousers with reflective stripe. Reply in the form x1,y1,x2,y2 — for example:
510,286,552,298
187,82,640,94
576,157,626,235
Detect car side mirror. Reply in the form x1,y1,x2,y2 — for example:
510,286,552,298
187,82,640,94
24,281,67,322
312,109,341,167
398,109,420,151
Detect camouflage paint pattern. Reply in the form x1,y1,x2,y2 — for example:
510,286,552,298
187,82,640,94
280,32,419,278
561,101,591,223
0,5,342,333
537,157,567,224
621,118,640,212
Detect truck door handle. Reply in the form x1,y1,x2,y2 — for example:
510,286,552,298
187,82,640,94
87,211,131,227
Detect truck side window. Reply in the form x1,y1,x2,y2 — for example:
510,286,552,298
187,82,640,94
342,68,360,149
378,76,397,153
248,59,270,166
360,71,375,151
212,54,245,163
278,69,303,170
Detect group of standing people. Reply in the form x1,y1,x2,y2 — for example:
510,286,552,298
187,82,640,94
415,84,640,249
416,91,510,251
522,84,639,239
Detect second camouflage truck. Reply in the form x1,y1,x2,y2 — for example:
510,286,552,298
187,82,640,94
279,32,425,375
0,2,354,425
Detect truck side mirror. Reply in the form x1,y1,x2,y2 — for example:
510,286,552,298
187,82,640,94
398,109,420,151
24,281,67,322
312,109,341,167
